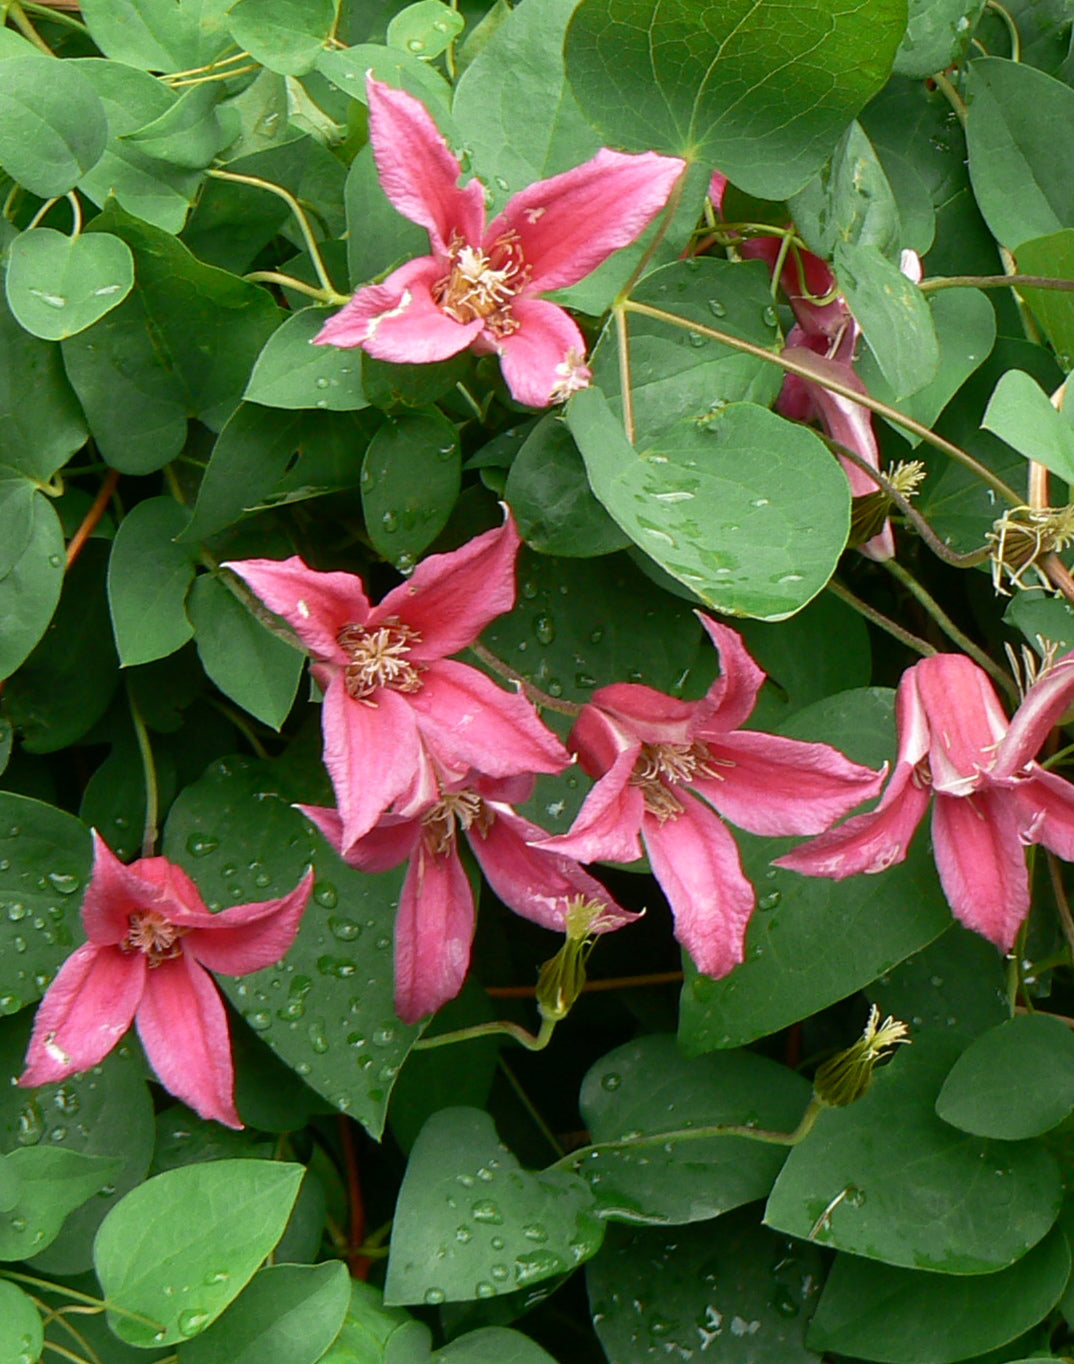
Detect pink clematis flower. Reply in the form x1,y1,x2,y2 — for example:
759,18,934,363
314,76,685,408
775,651,1074,952
20,833,314,1129
225,517,568,854
537,618,885,978
301,771,637,1023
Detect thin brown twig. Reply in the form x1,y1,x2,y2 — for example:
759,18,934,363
66,468,120,570
468,642,582,717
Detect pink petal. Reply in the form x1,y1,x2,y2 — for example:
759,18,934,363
373,515,521,658
472,803,637,933
536,747,646,865
930,790,1029,951
314,256,482,363
692,730,885,837
321,673,427,850
475,771,536,806
328,808,422,872
488,148,685,294
569,701,639,779
695,616,766,733
773,761,931,879
186,868,314,975
992,653,1074,780
81,832,155,943
1009,766,1074,861
19,943,144,1086
911,654,1008,794
586,683,699,746
643,793,755,979
223,556,364,664
136,954,241,1129
493,297,589,408
740,237,850,339
708,171,729,212
780,345,882,499
365,75,485,256
393,842,474,1022
410,659,569,777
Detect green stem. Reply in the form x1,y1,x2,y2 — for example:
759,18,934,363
207,169,345,300
26,196,59,231
413,1015,556,1052
621,298,1023,506
170,63,259,87
614,306,635,444
931,69,967,126
551,1096,824,1173
986,0,1021,61
20,1,91,35
617,165,687,299
0,1273,165,1329
5,0,53,54
243,270,339,302
66,191,82,238
126,682,159,858
161,47,246,79
881,557,1018,701
826,578,937,658
920,273,1074,294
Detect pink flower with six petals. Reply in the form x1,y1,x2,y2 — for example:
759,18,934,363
775,651,1074,951
225,517,568,853
314,76,686,408
20,833,314,1129
537,617,886,978
302,770,637,1023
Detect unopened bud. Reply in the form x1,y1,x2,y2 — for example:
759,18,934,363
813,1006,909,1107
848,460,925,547
534,897,612,1023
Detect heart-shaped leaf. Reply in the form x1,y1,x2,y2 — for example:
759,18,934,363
6,229,133,342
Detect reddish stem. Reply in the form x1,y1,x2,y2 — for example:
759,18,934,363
66,468,120,570
337,1114,372,1280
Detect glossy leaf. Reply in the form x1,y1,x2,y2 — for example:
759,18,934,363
0,1281,42,1364
362,410,461,568
94,1159,304,1346
121,83,231,170
183,404,303,541
1015,229,1074,370
790,121,901,259
227,0,337,75
387,2,464,61
0,1146,122,1260
245,309,368,410
588,1208,826,1363
316,43,453,115
564,0,906,198
0,56,106,196
0,495,65,684
107,497,197,667
765,1034,1062,1273
385,1107,604,1304
981,367,1074,482
834,239,939,397
80,0,234,72
578,1035,812,1224
0,297,88,483
808,1226,1070,1364
868,924,1009,1044
5,229,134,343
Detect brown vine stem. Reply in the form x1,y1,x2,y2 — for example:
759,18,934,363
66,468,120,570
620,299,1024,507
920,273,1074,294
1046,851,1074,959
468,641,582,717
1042,551,1074,607
826,578,937,658
486,970,684,998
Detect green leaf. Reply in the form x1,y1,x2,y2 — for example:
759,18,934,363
935,1014,1074,1140
384,1107,604,1305
0,1281,42,1364
587,1208,826,1364
4,541,119,753
808,1225,1070,1364
0,793,91,1013
245,309,368,410
833,239,940,397
183,404,303,541
452,0,600,216
1015,229,1074,371
0,1146,122,1260
504,415,630,557
0,495,65,684
981,367,1074,481
5,228,134,343
678,689,953,1050
188,575,303,730
362,410,461,568
315,1280,413,1364
387,2,464,60
893,0,985,78
578,1036,811,1224
108,497,197,667
790,122,901,258
564,0,906,199
316,43,453,116
0,294,88,484
965,58,1074,249
227,0,337,75
868,924,1009,1044
162,755,421,1137
567,387,850,622
1006,593,1074,657
765,1033,1062,1272
590,258,784,449
0,474,36,581
0,55,106,196
344,145,430,288
177,1261,350,1364
94,1159,304,1346
121,83,231,170
80,0,234,72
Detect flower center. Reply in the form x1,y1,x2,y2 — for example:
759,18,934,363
421,790,489,855
629,741,722,821
337,618,423,700
432,233,529,337
123,910,187,968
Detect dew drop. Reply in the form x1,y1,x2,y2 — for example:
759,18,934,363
424,1287,446,1305
406,36,425,52
186,833,219,857
177,1308,211,1336
600,1071,622,1091
534,614,555,644
475,1281,496,1298
28,290,67,309
707,298,726,317
314,881,338,908
47,871,80,895
471,1199,503,1224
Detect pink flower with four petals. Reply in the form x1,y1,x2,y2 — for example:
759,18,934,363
776,651,1074,951
538,617,886,978
315,76,686,407
20,833,314,1128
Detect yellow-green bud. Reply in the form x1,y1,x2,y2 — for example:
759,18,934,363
848,460,925,547
813,1006,909,1107
534,897,614,1023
